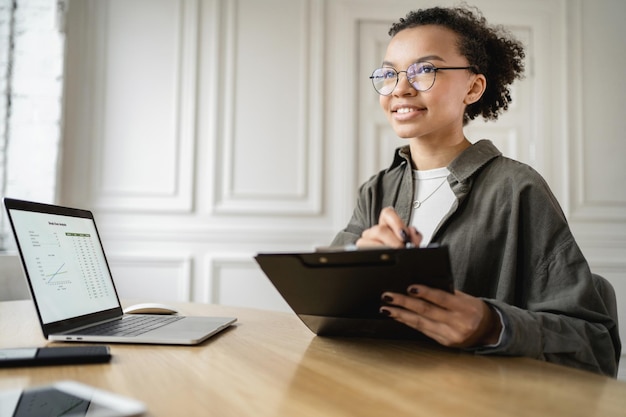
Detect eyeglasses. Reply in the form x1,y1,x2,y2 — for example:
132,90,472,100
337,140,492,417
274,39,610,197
369,62,476,95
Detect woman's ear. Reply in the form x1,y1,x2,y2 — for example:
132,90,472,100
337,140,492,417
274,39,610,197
464,74,486,105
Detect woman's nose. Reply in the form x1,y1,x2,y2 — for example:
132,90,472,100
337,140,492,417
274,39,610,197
393,72,416,96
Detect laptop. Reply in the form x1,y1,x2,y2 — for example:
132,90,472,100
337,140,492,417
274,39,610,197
3,197,237,345
255,246,453,340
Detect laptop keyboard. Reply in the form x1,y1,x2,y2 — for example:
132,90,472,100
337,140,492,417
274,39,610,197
71,315,184,337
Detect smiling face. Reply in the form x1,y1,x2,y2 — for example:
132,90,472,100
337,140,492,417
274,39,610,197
379,25,485,145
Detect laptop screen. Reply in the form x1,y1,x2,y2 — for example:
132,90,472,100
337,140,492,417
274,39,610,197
8,208,119,324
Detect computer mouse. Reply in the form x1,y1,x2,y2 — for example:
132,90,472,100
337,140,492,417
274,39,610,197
123,302,179,315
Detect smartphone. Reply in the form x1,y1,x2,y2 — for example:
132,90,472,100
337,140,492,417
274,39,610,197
0,380,145,417
0,345,111,368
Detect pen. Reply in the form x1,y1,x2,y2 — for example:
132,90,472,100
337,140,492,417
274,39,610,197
400,229,416,249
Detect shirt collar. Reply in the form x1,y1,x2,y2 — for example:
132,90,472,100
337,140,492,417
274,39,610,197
448,140,502,183
389,140,502,183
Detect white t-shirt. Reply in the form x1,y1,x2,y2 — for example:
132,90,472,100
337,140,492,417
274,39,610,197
410,167,455,247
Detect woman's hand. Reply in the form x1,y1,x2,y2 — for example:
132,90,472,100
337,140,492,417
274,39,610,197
357,207,422,248
358,207,502,348
380,285,502,348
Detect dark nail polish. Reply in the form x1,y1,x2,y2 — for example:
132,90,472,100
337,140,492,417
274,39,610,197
380,308,391,316
409,287,419,295
382,294,393,303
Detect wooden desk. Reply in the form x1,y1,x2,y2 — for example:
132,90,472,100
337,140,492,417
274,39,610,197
1,300,625,417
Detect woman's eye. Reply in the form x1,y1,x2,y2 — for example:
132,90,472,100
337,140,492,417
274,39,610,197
382,69,397,79
417,65,435,74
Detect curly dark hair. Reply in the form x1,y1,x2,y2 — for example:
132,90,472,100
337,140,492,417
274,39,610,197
389,5,525,124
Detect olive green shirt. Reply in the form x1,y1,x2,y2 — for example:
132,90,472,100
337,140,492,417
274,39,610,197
332,140,620,376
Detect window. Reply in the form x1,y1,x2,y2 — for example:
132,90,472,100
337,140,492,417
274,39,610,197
0,0,67,250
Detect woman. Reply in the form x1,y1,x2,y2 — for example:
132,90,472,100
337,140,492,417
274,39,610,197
331,6,620,376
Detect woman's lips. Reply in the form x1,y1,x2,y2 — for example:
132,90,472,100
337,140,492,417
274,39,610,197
392,106,425,120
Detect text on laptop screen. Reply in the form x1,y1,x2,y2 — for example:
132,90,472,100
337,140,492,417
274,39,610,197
9,209,119,324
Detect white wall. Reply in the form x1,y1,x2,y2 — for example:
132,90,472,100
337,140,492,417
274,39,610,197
59,0,626,346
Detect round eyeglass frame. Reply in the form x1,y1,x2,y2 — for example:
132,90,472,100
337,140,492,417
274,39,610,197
369,62,476,95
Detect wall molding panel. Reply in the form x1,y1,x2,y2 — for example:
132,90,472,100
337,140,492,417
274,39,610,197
568,0,626,223
204,254,291,311
90,0,198,213
107,253,193,302
213,0,324,216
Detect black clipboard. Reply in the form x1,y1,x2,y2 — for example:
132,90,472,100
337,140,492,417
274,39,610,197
254,245,453,340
